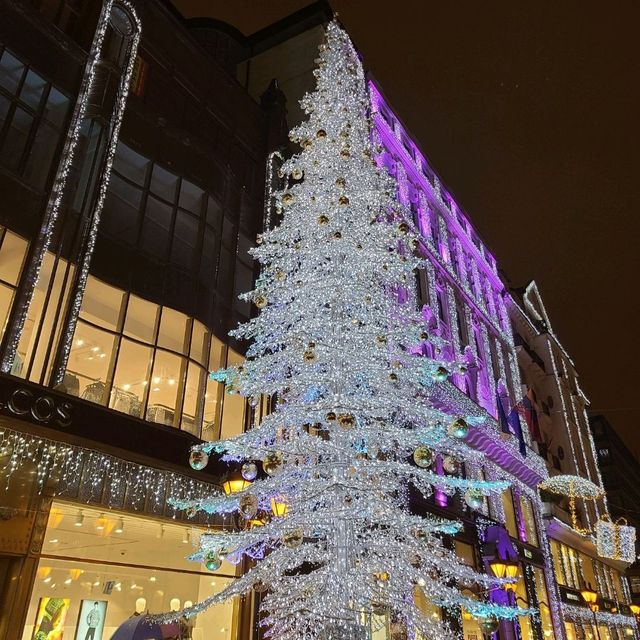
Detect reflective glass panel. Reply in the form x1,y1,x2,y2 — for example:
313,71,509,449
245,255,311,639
79,276,124,331
0,230,28,285
66,321,116,404
123,295,158,344
146,350,183,427
181,362,204,436
157,307,188,354
110,338,152,418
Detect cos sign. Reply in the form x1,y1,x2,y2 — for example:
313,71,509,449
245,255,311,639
1,387,72,427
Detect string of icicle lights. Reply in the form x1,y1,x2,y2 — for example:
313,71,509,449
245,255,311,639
158,21,535,640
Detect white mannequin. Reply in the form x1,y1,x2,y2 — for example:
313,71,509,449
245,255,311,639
170,598,181,612
135,597,146,614
184,601,193,608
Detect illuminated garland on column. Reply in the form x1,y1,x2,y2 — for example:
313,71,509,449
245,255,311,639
0,0,140,374
52,0,142,384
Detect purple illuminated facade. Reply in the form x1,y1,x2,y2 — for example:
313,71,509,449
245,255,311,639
369,80,563,640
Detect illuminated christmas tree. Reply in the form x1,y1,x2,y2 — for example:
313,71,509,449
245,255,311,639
168,21,530,640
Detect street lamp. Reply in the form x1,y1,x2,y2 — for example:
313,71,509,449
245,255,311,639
580,583,601,640
489,559,520,592
221,470,251,495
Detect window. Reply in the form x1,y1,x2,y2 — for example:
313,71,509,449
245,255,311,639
103,143,237,306
533,568,554,639
0,47,71,189
501,489,518,538
518,494,539,547
0,227,29,343
64,274,246,439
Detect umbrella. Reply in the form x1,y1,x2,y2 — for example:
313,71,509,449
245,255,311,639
109,616,181,640
539,474,604,534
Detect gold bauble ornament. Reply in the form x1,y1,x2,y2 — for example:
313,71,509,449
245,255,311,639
420,331,429,341
253,294,268,309
332,231,342,239
283,528,304,549
335,177,346,188
326,411,336,421
388,372,398,382
447,418,469,439
262,451,283,476
413,446,433,468
275,269,286,281
442,455,460,474
292,168,303,180
433,366,449,382
340,130,349,138
356,243,363,250
303,349,316,362
338,195,349,206
282,192,294,205
256,234,263,245
458,364,468,375
340,149,350,158
316,129,327,138
301,139,312,148
337,413,355,429
410,239,419,250
375,335,387,345
397,222,410,235
317,214,329,225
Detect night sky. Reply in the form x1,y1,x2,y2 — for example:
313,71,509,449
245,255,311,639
175,1,640,458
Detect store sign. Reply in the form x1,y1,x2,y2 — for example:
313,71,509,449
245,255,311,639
0,384,72,427
559,585,586,607
515,542,545,567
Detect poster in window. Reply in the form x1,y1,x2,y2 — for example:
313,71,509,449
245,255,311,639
74,600,107,640
31,597,71,640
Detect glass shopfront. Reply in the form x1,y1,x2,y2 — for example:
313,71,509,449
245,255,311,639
22,501,240,640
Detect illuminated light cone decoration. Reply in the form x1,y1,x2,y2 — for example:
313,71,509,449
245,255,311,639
165,21,532,640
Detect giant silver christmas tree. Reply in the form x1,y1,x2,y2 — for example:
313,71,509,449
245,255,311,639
168,21,530,640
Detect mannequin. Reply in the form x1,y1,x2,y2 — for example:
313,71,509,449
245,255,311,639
134,598,146,615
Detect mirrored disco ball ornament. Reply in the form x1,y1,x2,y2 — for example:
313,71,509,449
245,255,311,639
263,451,284,476
239,494,258,519
189,449,209,471
241,462,258,481
464,488,484,510
413,446,434,469
432,366,449,382
204,551,222,571
479,617,500,635
282,527,304,548
447,417,469,439
442,455,460,474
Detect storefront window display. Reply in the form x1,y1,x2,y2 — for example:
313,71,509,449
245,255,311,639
518,494,539,547
23,501,240,640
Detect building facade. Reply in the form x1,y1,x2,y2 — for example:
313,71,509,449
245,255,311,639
589,414,640,607
0,0,286,638
508,283,637,640
0,1,635,640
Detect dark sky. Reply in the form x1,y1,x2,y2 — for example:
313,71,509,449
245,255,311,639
175,1,640,458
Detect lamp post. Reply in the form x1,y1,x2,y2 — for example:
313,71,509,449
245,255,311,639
580,584,601,640
489,558,520,606
221,470,251,496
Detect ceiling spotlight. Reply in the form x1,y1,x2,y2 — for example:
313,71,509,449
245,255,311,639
74,510,84,527
114,518,124,534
